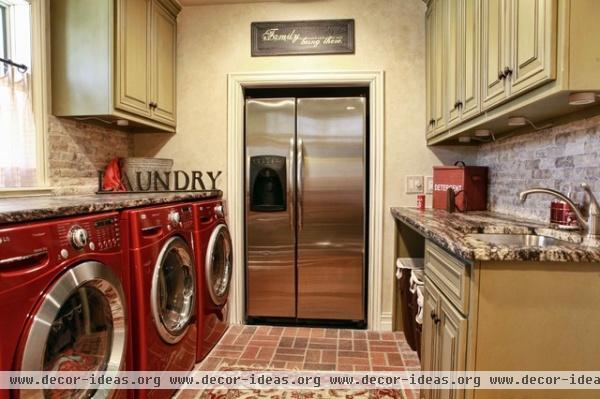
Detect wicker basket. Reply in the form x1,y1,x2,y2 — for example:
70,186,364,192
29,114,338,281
120,158,174,191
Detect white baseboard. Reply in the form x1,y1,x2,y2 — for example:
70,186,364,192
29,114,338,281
379,311,393,331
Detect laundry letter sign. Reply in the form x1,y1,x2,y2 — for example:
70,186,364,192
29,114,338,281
251,19,355,56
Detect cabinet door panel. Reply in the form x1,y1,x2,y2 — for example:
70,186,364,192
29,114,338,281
425,3,435,135
438,296,467,399
444,0,461,127
151,0,177,126
509,0,557,95
421,278,441,399
431,0,446,134
116,0,152,117
481,0,508,110
460,0,481,120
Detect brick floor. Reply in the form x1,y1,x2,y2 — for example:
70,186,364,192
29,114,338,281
193,325,421,399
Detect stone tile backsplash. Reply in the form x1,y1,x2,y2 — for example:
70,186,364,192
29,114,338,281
48,117,133,195
476,114,600,222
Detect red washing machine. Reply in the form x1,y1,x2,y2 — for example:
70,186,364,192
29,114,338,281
121,203,196,398
191,200,233,362
0,212,129,399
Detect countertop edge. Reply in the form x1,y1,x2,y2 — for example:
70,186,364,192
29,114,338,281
0,191,223,225
391,207,600,263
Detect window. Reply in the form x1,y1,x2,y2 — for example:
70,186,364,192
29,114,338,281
0,0,46,191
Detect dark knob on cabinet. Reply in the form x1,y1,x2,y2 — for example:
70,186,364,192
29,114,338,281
504,66,513,77
149,102,158,109
498,70,506,80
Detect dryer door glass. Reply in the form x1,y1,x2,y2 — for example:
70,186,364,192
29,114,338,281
152,236,196,344
206,224,233,306
20,262,127,399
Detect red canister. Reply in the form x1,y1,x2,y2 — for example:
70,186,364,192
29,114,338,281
417,194,426,210
550,200,579,228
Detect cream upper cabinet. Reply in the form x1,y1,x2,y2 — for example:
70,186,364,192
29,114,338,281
508,0,557,95
459,0,481,121
424,0,594,146
51,0,181,133
425,3,435,135
426,0,448,137
443,0,461,128
430,0,446,135
481,0,508,110
151,0,177,125
116,0,152,118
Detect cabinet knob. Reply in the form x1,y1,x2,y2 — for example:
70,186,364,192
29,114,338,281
498,71,506,80
149,102,158,109
504,66,513,77
457,101,463,109
434,316,441,325
430,310,436,320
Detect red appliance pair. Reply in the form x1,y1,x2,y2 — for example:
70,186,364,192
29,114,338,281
120,199,232,396
0,212,129,399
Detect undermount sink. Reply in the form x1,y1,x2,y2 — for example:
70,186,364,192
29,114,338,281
467,234,573,248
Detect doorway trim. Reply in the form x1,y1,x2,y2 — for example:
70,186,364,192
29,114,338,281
227,70,386,330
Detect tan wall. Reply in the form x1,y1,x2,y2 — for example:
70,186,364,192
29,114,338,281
134,0,476,322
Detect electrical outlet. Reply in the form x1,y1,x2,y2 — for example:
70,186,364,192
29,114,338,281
406,176,424,194
425,176,434,194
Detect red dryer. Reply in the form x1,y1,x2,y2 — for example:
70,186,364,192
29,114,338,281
120,203,197,398
0,212,129,399
191,200,233,362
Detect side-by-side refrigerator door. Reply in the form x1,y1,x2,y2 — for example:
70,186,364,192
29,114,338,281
296,97,366,321
245,98,296,318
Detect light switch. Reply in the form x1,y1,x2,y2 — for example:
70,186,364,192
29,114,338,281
406,176,424,194
425,176,434,194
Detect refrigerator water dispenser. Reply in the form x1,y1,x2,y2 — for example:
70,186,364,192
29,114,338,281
249,155,286,212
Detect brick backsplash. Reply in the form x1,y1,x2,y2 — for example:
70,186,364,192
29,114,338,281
48,117,133,195
476,114,600,222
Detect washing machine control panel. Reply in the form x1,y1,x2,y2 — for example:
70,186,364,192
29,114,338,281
57,214,120,255
68,225,89,250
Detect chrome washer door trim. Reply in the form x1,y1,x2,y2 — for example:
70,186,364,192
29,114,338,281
20,261,127,399
150,236,196,344
205,224,233,306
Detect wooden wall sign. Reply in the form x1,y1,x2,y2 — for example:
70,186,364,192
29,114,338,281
251,19,355,56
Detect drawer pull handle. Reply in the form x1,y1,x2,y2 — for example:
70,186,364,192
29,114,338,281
0,250,49,268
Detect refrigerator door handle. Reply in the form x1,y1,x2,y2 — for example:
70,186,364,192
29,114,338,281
297,138,304,231
288,137,295,229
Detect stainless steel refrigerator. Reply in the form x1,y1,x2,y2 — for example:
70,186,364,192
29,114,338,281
245,96,366,322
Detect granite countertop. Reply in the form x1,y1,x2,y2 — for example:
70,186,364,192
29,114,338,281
391,207,600,262
0,191,222,225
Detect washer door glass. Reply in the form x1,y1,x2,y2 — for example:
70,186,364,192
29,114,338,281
44,285,113,372
206,224,232,306
152,236,195,343
20,262,127,399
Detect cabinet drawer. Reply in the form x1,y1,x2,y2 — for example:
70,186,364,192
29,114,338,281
425,241,470,314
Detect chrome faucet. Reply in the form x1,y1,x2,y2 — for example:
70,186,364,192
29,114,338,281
519,183,600,240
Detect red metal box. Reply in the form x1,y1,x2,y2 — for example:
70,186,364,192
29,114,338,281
432,164,488,211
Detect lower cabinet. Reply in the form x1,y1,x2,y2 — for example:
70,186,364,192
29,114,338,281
421,242,469,399
421,277,468,399
414,239,600,399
